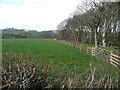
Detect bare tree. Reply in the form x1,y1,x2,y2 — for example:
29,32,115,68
57,1,119,48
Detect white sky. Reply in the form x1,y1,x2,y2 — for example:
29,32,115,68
0,0,83,31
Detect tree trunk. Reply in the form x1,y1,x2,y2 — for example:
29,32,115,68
117,21,120,56
102,32,106,47
71,30,77,41
95,28,97,47
102,19,107,47
76,30,80,42
118,2,120,56
118,32,120,56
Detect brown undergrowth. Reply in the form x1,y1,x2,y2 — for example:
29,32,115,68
1,52,119,89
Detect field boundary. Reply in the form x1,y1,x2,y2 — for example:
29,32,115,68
91,47,120,68
57,40,120,68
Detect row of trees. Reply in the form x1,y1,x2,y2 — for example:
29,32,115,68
2,28,28,32
57,1,120,48
2,28,57,39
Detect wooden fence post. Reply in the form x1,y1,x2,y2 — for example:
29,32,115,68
110,50,113,64
77,42,79,49
91,47,95,56
67,41,69,45
68,42,70,46
87,47,89,54
79,46,81,51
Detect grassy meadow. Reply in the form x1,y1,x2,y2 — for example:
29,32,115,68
2,39,118,89
2,39,97,69
2,39,117,72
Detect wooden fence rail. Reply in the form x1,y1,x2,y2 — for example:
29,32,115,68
91,47,120,68
110,51,120,67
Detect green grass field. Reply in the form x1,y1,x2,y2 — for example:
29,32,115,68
3,39,97,67
2,39,119,89
2,39,117,73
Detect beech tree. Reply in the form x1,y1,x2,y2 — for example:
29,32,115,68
57,1,119,48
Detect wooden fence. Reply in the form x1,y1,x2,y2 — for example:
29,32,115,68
91,47,120,68
110,51,120,68
57,40,120,68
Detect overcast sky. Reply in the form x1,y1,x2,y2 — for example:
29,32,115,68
0,0,83,31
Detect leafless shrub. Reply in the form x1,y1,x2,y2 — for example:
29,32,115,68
2,52,44,89
1,52,119,89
